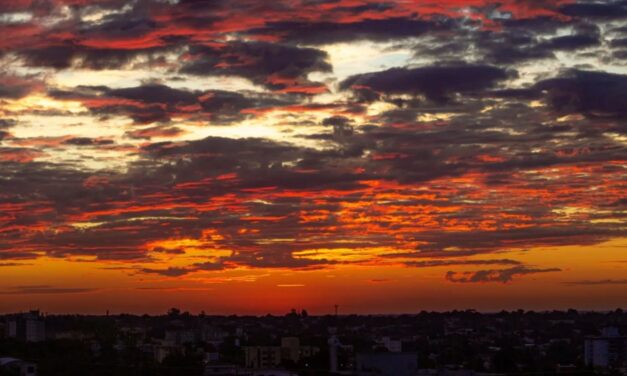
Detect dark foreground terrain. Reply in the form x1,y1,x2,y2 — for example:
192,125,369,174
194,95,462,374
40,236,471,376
1,309,626,375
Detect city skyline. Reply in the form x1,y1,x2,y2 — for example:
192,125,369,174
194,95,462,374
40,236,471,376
0,0,626,315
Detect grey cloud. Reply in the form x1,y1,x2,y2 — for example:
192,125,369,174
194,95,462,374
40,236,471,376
564,279,627,286
0,285,99,294
180,42,331,91
340,64,512,103
405,259,523,268
251,17,455,45
446,266,561,283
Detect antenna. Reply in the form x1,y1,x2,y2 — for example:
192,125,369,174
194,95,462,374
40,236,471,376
334,304,339,317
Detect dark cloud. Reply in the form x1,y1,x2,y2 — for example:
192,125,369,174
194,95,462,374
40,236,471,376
141,260,230,276
446,266,561,283
48,84,291,124
0,119,17,129
197,90,289,123
251,18,454,45
406,227,618,259
539,34,600,51
322,116,352,127
610,37,627,48
559,2,627,19
0,262,31,267
181,42,331,92
140,267,194,277
535,70,627,118
564,279,627,286
0,250,40,260
20,45,170,70
108,84,198,105
411,18,603,66
405,259,523,268
0,285,99,294
125,126,186,139
340,64,512,102
76,15,158,41
151,246,186,255
62,137,115,146
0,74,40,99
227,251,336,270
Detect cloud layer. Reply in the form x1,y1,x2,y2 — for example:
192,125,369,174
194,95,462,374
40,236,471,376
0,0,625,290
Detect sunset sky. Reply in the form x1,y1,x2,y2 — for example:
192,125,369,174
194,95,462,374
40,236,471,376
0,0,626,315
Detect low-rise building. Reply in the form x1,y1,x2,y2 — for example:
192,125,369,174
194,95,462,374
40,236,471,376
0,357,38,376
154,341,185,363
204,364,240,375
250,370,298,376
244,338,319,369
244,346,282,369
355,352,418,376
165,328,196,345
376,337,402,353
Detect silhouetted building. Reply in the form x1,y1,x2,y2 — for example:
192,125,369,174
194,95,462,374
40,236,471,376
376,337,402,353
249,370,298,376
244,346,282,369
355,352,418,376
244,338,318,369
584,327,627,369
329,332,340,373
204,364,239,376
0,357,37,376
6,311,45,343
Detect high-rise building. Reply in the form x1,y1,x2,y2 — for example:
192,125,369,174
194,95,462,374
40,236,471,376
7,311,45,343
584,327,627,369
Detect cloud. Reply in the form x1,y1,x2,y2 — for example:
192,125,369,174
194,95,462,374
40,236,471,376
563,279,627,286
107,84,198,105
180,42,331,92
0,0,625,282
539,34,600,51
20,45,171,70
140,260,230,277
49,84,291,124
340,64,512,102
322,116,353,127
62,137,115,146
0,74,41,99
534,70,627,118
559,2,627,19
0,262,31,267
445,266,561,283
126,126,185,139
405,259,523,268
0,285,99,294
250,17,454,45
369,279,392,283
140,267,194,277
0,119,17,129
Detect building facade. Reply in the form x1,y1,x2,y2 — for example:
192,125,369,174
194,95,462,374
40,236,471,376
6,311,45,343
584,327,627,369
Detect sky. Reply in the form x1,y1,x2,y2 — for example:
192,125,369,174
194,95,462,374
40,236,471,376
0,0,626,315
